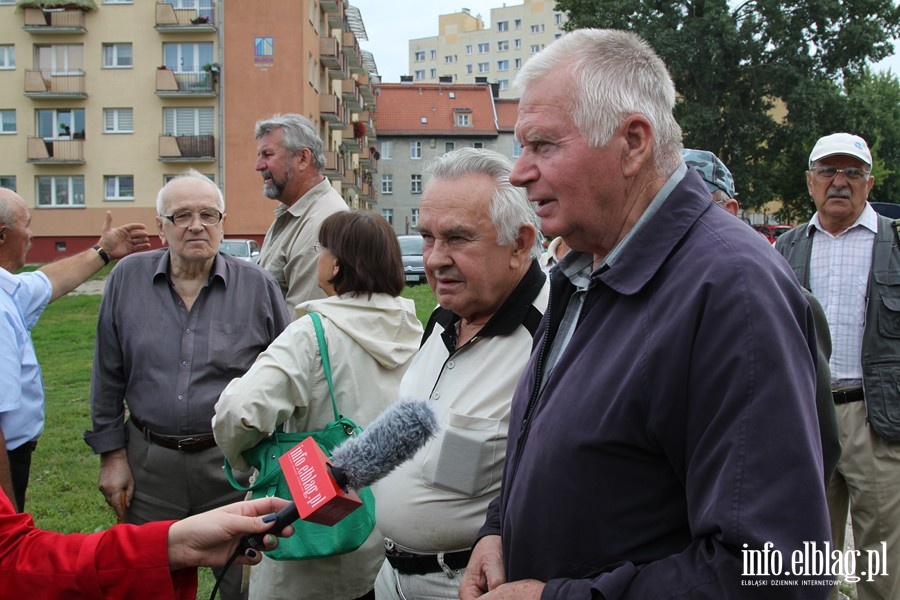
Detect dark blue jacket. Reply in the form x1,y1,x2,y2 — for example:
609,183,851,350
480,171,830,599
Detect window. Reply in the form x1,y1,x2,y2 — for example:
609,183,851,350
0,0,15,4
445,142,455,153
444,55,456,64
515,58,522,69
513,139,523,158
0,45,14,70
531,24,544,33
414,69,425,80
430,68,437,78
381,174,393,194
35,44,84,74
163,107,214,135
381,208,393,225
0,110,15,134
163,42,213,72
478,43,489,54
456,113,471,127
515,39,522,50
514,19,522,29
104,175,134,200
411,174,422,194
415,51,425,62
478,62,489,73
466,64,473,74
104,108,133,133
498,79,509,91
497,41,509,52
430,50,437,60
531,44,542,54
37,176,84,207
0,176,15,191
555,13,564,25
498,20,509,32
473,142,484,149
37,108,84,139
380,140,392,160
466,45,472,55
410,208,419,229
410,140,422,160
102,43,132,68
497,60,509,71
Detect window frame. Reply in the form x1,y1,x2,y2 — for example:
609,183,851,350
104,175,135,201
0,109,15,134
36,175,85,208
411,174,422,194
0,45,15,70
103,107,134,134
410,140,422,160
381,174,393,194
102,43,133,69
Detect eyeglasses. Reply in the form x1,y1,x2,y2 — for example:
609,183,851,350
809,166,870,181
163,209,223,228
313,241,324,253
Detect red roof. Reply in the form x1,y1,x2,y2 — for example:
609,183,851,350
374,83,499,136
495,98,519,133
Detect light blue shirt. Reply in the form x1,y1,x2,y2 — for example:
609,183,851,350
0,268,52,450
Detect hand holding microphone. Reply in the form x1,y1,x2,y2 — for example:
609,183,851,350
238,399,438,552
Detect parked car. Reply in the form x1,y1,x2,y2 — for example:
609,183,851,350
397,234,426,285
871,202,900,219
219,238,261,262
753,224,793,245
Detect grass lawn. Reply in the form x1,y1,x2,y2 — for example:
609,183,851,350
26,281,435,598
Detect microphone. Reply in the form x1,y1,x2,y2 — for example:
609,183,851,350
239,399,438,552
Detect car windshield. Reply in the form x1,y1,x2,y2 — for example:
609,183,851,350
220,241,249,257
398,236,423,256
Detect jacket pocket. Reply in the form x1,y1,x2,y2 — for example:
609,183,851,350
864,360,900,441
878,292,900,339
422,410,503,496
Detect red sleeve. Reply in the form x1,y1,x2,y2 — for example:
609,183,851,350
0,490,198,599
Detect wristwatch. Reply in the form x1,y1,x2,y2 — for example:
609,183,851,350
92,243,111,265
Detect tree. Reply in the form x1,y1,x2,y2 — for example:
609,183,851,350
555,0,900,220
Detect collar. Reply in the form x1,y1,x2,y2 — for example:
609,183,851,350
151,249,225,287
431,260,547,348
559,162,689,290
808,203,879,237
275,177,331,218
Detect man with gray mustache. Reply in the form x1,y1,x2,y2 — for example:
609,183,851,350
776,133,900,600
255,114,348,317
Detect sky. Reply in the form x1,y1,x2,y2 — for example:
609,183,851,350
349,1,899,83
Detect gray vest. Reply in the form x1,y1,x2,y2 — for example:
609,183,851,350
776,216,900,441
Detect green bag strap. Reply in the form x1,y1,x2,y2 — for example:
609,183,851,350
309,312,340,421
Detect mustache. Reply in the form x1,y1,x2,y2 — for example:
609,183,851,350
261,170,273,180
826,188,851,200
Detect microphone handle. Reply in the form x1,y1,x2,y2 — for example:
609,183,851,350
238,502,299,552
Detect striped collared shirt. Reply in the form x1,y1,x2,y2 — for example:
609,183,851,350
808,203,879,388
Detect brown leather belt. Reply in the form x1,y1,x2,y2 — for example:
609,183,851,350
129,415,216,453
832,388,865,405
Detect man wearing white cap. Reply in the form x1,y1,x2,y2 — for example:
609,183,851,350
776,133,900,600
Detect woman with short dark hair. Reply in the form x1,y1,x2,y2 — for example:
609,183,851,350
213,210,424,600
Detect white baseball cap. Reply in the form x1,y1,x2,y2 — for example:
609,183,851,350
809,133,872,167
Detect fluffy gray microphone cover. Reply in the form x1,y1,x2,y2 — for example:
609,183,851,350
329,399,438,489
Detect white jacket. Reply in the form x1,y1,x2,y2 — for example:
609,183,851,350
213,292,423,600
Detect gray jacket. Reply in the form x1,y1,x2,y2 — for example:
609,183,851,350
776,216,900,441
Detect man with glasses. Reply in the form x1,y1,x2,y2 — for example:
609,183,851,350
84,170,291,600
776,133,900,600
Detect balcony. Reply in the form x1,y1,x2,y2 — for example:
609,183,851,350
358,75,375,103
22,7,87,34
155,68,216,97
323,0,343,29
155,1,216,32
320,36,342,70
27,137,85,164
24,69,87,98
341,80,362,112
320,93,344,126
342,31,364,76
159,135,215,162
323,150,345,181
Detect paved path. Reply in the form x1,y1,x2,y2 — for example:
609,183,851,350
70,278,106,295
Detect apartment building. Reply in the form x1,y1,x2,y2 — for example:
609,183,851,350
373,80,518,235
406,0,566,98
0,0,377,263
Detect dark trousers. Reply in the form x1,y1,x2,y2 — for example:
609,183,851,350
7,440,37,512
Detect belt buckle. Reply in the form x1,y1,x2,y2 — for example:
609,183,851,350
176,437,199,452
